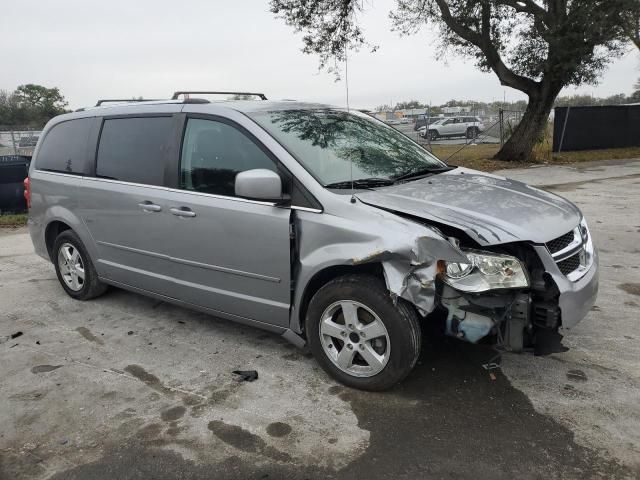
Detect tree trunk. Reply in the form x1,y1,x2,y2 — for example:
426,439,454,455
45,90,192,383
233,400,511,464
494,89,557,162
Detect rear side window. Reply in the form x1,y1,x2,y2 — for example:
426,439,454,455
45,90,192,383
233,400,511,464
96,116,172,186
36,118,92,174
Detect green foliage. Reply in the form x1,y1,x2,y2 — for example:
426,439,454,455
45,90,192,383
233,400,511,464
630,80,640,103
0,84,68,127
394,100,427,109
270,0,373,77
554,93,635,107
0,214,28,227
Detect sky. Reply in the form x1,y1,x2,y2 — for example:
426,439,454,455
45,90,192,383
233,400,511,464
1,0,638,110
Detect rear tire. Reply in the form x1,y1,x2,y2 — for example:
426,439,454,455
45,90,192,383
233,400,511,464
53,230,107,300
466,127,479,139
306,274,421,391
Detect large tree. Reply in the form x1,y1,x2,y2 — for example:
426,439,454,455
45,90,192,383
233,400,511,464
0,84,68,127
15,84,68,120
271,0,639,161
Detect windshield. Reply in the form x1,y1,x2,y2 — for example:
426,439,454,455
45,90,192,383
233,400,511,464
248,109,446,186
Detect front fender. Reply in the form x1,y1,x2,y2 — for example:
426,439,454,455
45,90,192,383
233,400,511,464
289,205,468,333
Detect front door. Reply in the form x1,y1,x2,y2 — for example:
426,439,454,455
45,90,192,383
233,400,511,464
163,117,291,327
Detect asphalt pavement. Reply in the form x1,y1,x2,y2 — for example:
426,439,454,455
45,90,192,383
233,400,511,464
1,159,639,480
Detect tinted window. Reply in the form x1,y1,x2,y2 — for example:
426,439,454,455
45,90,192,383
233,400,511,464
96,116,172,186
36,119,92,174
180,118,277,197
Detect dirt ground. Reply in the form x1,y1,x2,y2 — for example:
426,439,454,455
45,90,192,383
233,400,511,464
1,159,639,480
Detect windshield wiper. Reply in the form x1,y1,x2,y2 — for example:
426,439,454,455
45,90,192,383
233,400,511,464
392,166,455,183
324,177,395,189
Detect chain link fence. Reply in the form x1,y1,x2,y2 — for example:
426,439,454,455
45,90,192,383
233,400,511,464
0,127,41,156
375,108,525,150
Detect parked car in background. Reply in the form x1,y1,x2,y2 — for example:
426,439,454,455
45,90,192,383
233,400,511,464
413,114,444,131
418,119,446,138
26,94,598,391
426,116,485,141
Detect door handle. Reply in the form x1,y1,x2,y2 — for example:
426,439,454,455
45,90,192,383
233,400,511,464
138,201,162,212
170,207,196,218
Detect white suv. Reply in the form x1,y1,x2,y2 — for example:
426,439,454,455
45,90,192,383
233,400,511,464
425,116,485,141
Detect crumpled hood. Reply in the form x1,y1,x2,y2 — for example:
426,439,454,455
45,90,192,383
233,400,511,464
356,167,582,246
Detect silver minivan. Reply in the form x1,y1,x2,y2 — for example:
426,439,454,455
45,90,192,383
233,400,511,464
26,93,598,390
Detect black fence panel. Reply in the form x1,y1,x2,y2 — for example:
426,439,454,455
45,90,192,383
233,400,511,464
0,155,31,213
553,105,640,152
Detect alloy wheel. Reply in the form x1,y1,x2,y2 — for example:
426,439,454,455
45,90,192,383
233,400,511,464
319,300,391,378
57,242,85,292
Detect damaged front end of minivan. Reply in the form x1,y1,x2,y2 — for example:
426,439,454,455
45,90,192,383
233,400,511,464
292,199,595,354
359,229,556,353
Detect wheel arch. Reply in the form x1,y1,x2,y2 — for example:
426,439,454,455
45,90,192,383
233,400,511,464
40,206,98,267
45,220,72,261
294,262,385,337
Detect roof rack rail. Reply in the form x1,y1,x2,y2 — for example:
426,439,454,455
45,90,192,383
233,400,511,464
95,99,159,107
171,91,267,101
182,98,210,104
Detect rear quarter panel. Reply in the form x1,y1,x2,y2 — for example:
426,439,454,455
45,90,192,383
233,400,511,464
28,170,98,264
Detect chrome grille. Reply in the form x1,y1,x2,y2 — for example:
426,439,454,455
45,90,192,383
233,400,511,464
557,252,581,275
546,231,575,255
545,225,587,279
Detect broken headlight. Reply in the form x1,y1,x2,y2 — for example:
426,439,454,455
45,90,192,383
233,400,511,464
438,250,529,293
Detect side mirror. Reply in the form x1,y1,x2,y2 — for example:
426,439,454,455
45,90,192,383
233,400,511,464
235,169,283,201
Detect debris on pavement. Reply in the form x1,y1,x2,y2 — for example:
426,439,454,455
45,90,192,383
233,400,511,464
232,370,259,382
566,369,588,382
482,350,502,372
0,331,23,344
31,365,63,374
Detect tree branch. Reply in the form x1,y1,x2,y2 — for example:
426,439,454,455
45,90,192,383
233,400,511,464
497,0,548,20
434,0,539,95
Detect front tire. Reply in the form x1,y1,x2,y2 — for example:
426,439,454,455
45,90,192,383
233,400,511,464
306,274,421,391
428,130,439,141
53,230,107,300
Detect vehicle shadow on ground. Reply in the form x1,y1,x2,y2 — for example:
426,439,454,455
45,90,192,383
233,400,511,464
46,308,634,480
